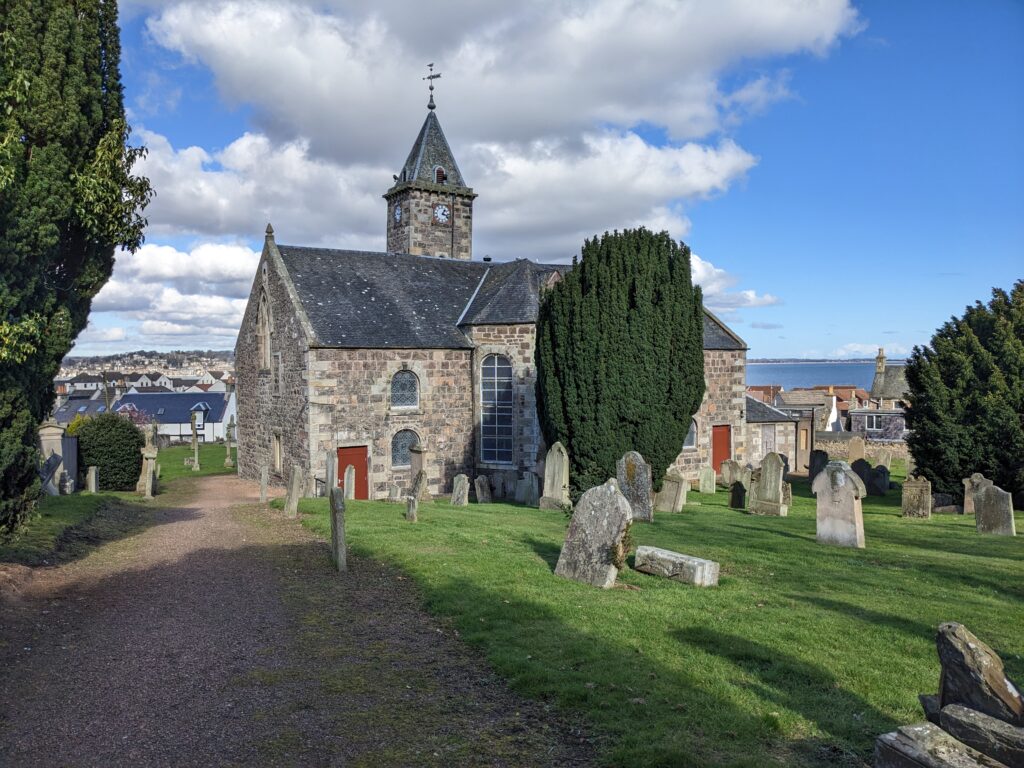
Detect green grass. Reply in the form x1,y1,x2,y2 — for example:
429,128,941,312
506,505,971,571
293,483,1023,767
0,494,109,566
156,442,238,482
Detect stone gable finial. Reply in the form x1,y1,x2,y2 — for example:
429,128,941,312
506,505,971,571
423,62,441,110
265,222,275,239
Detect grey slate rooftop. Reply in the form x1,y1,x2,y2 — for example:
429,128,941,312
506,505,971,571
394,111,468,188
745,395,798,423
870,364,908,400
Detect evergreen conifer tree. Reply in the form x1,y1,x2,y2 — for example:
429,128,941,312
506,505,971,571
0,1,151,531
536,228,705,497
905,281,1024,502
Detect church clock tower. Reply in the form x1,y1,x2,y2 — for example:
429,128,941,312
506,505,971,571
384,67,476,260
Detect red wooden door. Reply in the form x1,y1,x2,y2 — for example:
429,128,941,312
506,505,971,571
711,425,732,473
337,446,369,500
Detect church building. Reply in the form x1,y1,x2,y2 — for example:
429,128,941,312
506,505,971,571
234,94,761,498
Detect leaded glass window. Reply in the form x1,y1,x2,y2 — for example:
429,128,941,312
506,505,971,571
391,370,418,407
391,430,419,467
481,354,514,464
683,419,697,449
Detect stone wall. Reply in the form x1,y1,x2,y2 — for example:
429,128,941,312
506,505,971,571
308,348,475,499
816,437,911,462
669,349,747,481
235,242,312,485
747,421,798,472
385,186,473,260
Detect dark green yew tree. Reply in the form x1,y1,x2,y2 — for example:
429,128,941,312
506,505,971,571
0,1,151,531
905,281,1024,502
536,228,705,498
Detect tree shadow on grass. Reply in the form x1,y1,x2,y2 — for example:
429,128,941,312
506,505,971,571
785,594,936,641
521,535,561,571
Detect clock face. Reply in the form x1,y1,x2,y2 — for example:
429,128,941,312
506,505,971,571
433,204,451,224
393,205,401,223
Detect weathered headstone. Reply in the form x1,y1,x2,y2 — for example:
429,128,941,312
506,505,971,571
284,464,303,518
634,546,719,587
554,480,633,589
514,477,527,503
865,465,891,497
848,435,865,464
450,473,469,506
939,704,1024,767
964,473,994,515
540,442,571,510
259,465,269,503
719,459,742,489
190,411,200,472
143,461,156,499
86,466,98,493
933,492,955,508
654,473,687,513
616,451,653,522
749,452,788,516
812,461,866,549
808,449,829,482
344,464,356,501
975,485,1016,536
474,475,492,503
874,723,1003,768
523,472,540,507
851,458,872,485
875,449,892,470
901,477,932,519
224,416,235,468
325,449,337,493
410,470,428,502
936,622,1023,724
728,481,746,511
409,442,426,477
329,488,347,572
781,481,792,508
405,495,418,523
698,466,716,494
491,473,505,499
388,483,401,502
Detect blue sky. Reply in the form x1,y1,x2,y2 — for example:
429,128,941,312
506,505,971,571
77,1,1023,359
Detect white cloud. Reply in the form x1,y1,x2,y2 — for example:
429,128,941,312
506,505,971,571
831,342,909,359
691,253,779,312
77,325,127,343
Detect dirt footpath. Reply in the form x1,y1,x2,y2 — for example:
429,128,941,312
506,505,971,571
0,476,595,767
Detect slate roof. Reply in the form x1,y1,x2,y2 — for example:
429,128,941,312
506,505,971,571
871,364,908,400
394,110,467,188
745,395,797,423
776,390,832,407
115,393,231,424
53,398,114,423
460,260,568,325
702,310,747,350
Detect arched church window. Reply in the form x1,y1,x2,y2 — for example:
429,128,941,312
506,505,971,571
391,370,419,407
683,418,698,450
434,166,447,184
481,354,514,464
391,430,419,467
256,292,272,369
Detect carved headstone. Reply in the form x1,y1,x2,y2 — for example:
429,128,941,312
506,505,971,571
388,483,402,502
654,474,687,513
812,461,866,548
540,442,571,510
975,485,1016,536
808,449,829,482
259,466,269,504
450,473,469,506
719,459,742,489
865,465,891,497
729,481,746,511
634,546,719,587
901,477,932,519
329,488,347,572
405,495,418,523
848,436,865,464
86,466,98,493
410,470,428,503
344,464,356,501
284,464,303,518
474,475,492,503
616,451,653,522
554,480,633,589
749,452,788,516
964,473,994,516
698,466,716,494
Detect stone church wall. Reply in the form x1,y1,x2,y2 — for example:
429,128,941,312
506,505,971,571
235,244,312,485
746,421,798,473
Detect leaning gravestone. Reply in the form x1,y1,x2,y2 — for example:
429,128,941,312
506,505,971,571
329,488,347,572
86,466,98,493
729,481,746,511
975,485,1016,536
344,464,356,501
848,436,866,464
808,449,829,482
259,466,269,503
654,473,687,513
451,473,470,506
616,451,653,522
554,480,633,589
901,477,932,519
405,495,418,523
474,475,492,503
812,461,866,549
749,452,788,516
410,470,428,503
865,465,891,497
935,622,1023,725
963,473,994,516
634,546,719,587
719,459,742,489
698,466,716,494
284,464,303,518
540,442,571,510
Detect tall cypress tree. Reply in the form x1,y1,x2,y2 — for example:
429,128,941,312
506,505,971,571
0,1,151,531
536,228,705,498
905,281,1024,502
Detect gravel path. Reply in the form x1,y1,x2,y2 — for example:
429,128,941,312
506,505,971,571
0,476,595,767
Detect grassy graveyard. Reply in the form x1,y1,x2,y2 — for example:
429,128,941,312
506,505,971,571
293,481,1023,767
156,442,237,482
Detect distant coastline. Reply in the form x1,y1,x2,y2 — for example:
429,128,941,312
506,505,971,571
749,358,906,364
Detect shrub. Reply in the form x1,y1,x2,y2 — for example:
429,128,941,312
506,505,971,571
76,413,144,491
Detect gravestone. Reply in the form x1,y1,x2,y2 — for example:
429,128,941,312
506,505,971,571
812,461,866,548
633,546,719,587
405,495,418,523
875,449,892,470
654,473,687,513
259,466,269,503
719,459,742,489
729,481,746,510
865,465,891,497
284,464,303,518
143,460,156,499
808,449,829,482
410,470,428,502
901,477,932,518
848,436,865,464
698,466,716,494
554,480,633,589
933,492,955,508
451,474,470,506
523,472,540,507
388,483,401,502
616,451,653,522
409,442,426,478
514,477,527,503
190,412,200,472
136,424,158,494
491,473,505,499
329,488,347,572
975,485,1016,536
963,473,994,516
749,452,788,516
935,622,1023,724
325,449,337,494
38,451,62,497
851,458,872,485
540,442,571,510
782,481,792,508
344,464,356,501
86,466,98,493
224,416,235,468
474,475,492,503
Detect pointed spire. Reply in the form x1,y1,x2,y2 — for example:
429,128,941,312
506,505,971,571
265,222,275,240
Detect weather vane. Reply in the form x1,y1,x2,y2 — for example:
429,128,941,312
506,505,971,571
423,63,441,110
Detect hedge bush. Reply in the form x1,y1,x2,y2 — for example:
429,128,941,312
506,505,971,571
76,413,144,491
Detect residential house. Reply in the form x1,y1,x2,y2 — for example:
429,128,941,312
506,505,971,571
115,392,237,442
